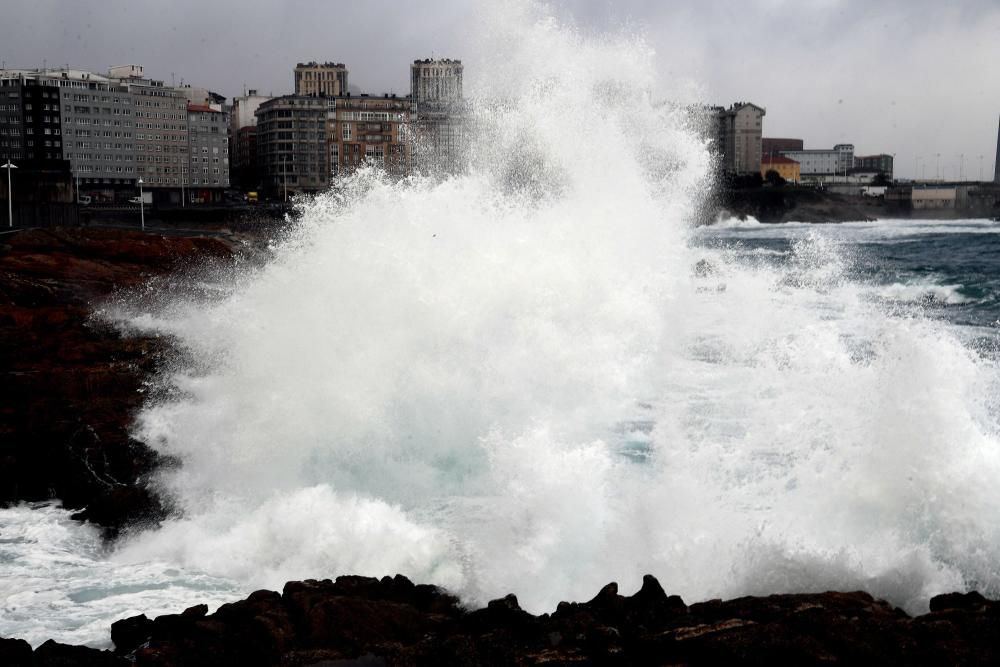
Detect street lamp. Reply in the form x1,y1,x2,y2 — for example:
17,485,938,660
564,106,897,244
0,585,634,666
2,159,16,228
138,178,145,231
180,166,185,208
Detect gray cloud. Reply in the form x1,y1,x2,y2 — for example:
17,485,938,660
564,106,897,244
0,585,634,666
3,0,998,178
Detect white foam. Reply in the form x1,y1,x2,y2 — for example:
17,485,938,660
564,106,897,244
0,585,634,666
7,0,1000,649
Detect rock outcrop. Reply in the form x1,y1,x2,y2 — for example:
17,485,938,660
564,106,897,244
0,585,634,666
7,574,1000,665
0,227,237,536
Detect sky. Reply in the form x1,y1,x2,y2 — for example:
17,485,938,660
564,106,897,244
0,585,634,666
2,0,999,179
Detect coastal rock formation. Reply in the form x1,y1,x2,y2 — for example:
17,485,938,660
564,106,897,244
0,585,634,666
0,227,236,536
6,574,1000,665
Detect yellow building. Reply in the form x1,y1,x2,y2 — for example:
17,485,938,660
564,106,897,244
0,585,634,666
760,154,800,183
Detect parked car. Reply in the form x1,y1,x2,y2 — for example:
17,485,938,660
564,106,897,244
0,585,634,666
128,196,143,204
77,195,92,205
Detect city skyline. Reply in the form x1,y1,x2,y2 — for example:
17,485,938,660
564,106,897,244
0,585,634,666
3,0,1000,179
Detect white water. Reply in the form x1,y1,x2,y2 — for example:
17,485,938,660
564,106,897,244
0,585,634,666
6,1,1000,648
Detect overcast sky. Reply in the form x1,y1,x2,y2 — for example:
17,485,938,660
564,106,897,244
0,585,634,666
3,0,999,179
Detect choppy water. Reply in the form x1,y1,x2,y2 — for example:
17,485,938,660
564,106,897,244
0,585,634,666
5,3,1000,650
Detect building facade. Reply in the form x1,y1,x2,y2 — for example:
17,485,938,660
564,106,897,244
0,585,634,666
229,89,271,190
780,144,854,177
294,62,348,97
762,137,803,157
411,59,463,106
186,103,230,200
854,153,893,179
328,94,412,178
760,154,800,182
256,95,331,195
123,68,190,192
410,58,466,174
712,102,766,175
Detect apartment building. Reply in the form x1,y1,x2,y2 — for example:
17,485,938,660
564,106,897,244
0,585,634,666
117,66,190,192
711,102,766,175
294,62,348,97
0,75,66,168
411,58,465,174
411,59,463,105
328,94,413,178
186,102,230,201
256,95,331,195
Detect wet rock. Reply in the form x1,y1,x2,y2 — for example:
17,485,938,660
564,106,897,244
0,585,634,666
18,575,1000,665
34,639,127,666
0,226,237,536
0,637,33,667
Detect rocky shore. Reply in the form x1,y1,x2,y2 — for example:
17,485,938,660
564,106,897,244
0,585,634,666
0,226,245,535
4,574,1000,665
4,225,1000,664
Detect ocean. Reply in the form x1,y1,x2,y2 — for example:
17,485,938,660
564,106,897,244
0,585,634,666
4,3,1000,650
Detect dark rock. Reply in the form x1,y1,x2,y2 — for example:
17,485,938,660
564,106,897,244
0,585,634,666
929,591,989,612
12,576,1000,665
111,614,154,653
0,226,240,536
0,636,33,667
34,639,127,666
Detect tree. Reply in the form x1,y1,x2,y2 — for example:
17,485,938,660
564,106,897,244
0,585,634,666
764,169,786,187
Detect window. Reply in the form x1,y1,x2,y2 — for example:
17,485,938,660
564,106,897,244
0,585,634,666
342,122,351,141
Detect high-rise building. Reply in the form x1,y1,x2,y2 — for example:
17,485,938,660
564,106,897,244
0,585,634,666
294,62,348,97
255,95,331,196
115,65,190,192
410,58,466,174
410,59,463,106
186,102,230,201
711,102,766,175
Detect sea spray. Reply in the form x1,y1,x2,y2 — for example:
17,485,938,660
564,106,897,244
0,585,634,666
96,0,1000,626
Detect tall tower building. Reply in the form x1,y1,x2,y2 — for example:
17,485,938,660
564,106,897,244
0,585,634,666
410,59,463,106
294,62,348,97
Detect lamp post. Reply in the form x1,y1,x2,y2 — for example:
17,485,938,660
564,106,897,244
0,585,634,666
138,178,145,231
935,153,941,181
2,159,16,228
180,166,185,207
980,155,985,182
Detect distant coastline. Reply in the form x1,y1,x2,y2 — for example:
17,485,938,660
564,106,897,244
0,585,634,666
711,185,1000,224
